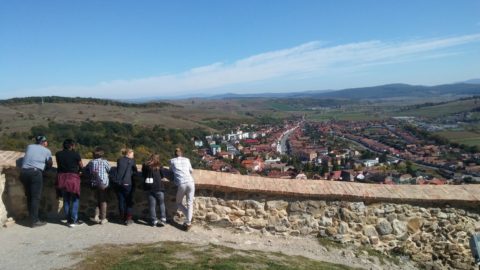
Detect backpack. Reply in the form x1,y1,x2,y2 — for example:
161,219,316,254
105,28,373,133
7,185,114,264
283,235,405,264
87,161,101,187
109,166,118,185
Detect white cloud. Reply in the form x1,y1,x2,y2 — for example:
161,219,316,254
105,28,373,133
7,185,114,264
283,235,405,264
14,33,480,98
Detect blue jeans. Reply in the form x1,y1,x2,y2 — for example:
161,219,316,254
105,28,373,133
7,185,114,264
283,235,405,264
117,184,134,219
147,191,166,222
62,191,79,223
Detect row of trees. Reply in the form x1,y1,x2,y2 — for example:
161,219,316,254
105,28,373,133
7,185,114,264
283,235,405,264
0,121,208,166
0,96,178,109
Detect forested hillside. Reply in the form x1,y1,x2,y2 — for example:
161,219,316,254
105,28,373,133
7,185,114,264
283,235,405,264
0,121,207,165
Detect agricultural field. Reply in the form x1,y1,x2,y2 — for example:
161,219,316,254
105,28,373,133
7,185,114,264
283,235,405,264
434,130,480,147
307,109,387,121
396,99,480,118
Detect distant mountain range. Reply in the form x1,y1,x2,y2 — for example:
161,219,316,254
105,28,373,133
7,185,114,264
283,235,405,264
200,83,479,101
4,79,479,103
462,78,480,84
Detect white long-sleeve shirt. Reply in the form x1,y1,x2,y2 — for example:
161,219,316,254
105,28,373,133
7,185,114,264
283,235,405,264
170,157,194,185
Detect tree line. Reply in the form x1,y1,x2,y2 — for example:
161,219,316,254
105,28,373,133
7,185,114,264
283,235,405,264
0,96,179,108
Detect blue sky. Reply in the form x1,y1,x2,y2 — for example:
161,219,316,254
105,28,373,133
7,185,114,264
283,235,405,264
1,0,480,99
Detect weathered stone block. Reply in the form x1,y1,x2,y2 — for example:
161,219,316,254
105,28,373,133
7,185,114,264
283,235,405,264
266,200,288,211
369,236,379,245
242,200,264,210
231,218,244,227
407,217,424,234
206,212,220,222
392,219,407,236
288,201,305,212
436,212,448,219
247,218,267,229
213,205,231,216
338,221,349,235
319,216,333,227
363,225,378,238
326,226,337,236
245,209,256,216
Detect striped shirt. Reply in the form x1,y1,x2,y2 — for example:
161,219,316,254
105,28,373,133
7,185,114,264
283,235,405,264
170,157,194,185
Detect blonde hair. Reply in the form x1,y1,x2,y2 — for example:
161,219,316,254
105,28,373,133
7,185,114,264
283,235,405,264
121,148,134,156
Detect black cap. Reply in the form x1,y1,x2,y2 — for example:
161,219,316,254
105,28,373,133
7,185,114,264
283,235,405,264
35,135,47,144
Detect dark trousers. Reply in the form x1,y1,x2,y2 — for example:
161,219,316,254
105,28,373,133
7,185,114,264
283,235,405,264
117,184,134,219
20,168,43,223
147,191,166,222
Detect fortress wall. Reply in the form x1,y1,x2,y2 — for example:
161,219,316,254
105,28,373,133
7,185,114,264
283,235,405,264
1,151,480,269
0,168,7,225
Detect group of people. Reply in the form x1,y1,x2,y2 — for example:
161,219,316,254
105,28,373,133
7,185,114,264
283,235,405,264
20,135,195,231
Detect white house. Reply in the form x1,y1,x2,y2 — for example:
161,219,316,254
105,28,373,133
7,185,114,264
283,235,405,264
363,158,379,167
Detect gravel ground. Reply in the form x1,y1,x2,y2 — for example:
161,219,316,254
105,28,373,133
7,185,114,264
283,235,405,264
0,220,418,270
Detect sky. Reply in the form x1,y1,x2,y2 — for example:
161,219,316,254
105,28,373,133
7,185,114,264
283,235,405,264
1,0,480,99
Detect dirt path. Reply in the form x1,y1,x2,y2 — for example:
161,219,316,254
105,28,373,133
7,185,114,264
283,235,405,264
0,220,417,270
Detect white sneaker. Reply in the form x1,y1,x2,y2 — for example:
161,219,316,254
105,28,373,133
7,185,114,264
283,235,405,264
69,221,84,228
91,216,100,224
100,219,108,225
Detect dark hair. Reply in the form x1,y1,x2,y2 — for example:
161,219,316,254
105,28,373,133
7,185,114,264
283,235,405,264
146,154,161,170
175,147,182,157
63,139,75,150
93,147,105,159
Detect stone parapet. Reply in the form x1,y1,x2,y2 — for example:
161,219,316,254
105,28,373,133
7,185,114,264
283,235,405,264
1,150,480,269
2,150,480,207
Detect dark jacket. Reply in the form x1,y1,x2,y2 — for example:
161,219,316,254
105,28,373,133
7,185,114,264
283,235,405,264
142,164,165,192
116,157,137,186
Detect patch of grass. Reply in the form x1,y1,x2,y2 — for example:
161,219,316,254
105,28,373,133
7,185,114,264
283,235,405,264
317,237,403,267
357,247,401,266
317,237,345,251
70,241,360,270
399,99,479,118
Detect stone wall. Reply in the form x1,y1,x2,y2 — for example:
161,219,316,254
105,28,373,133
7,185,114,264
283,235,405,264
192,191,479,270
0,167,8,225
2,152,480,269
0,167,181,222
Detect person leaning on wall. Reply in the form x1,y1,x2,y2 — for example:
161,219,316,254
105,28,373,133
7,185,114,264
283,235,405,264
55,139,83,228
20,135,53,228
170,147,195,231
115,148,137,225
